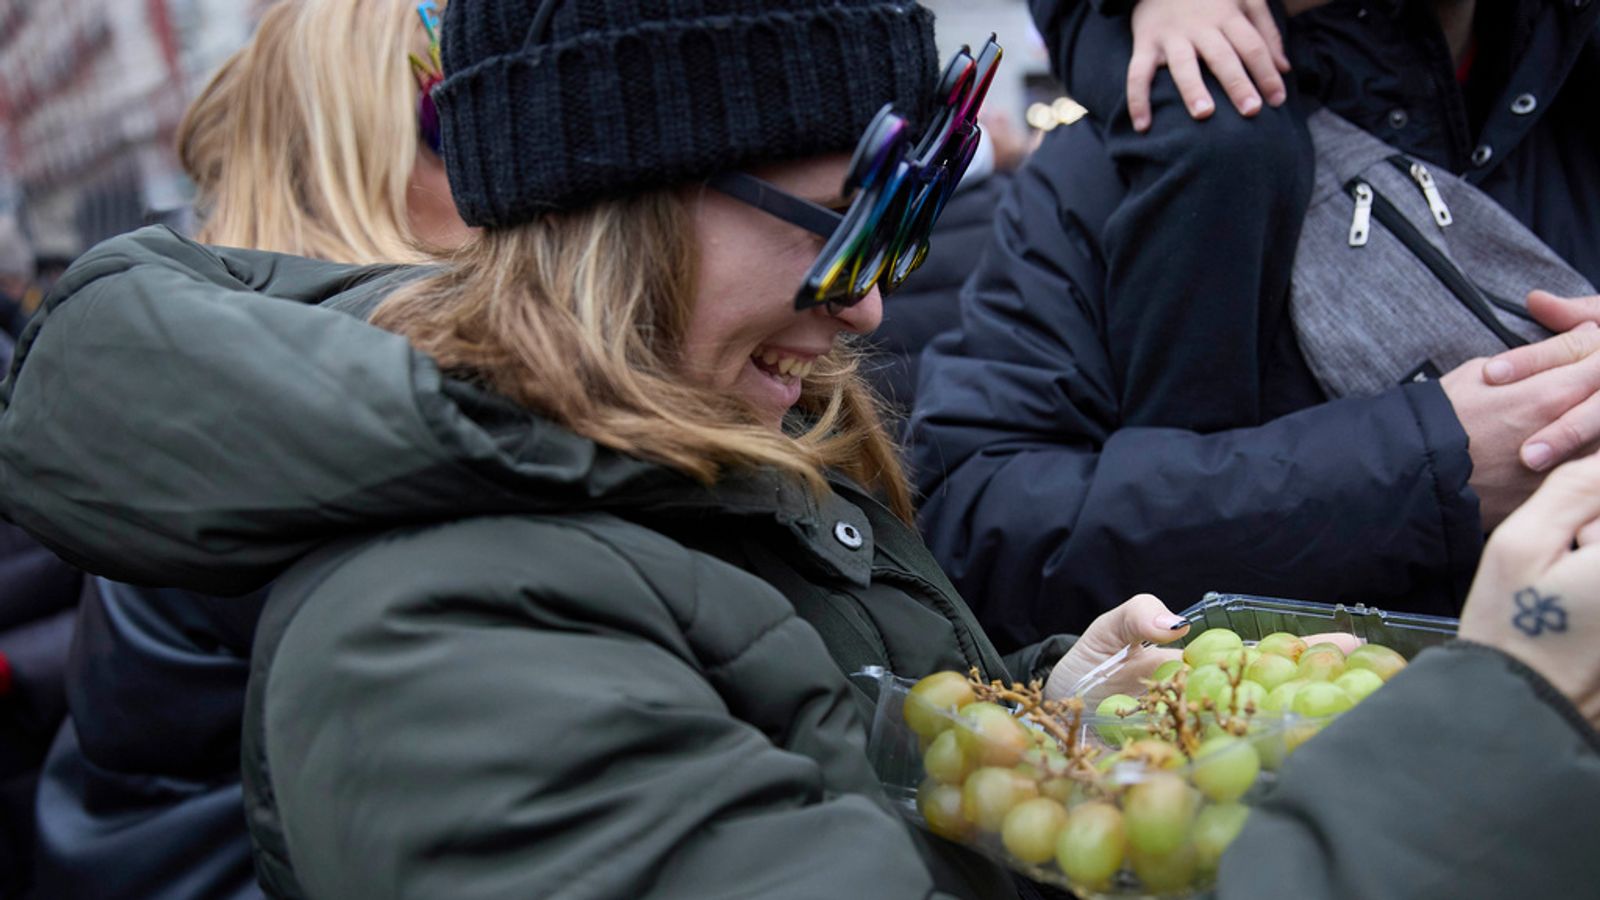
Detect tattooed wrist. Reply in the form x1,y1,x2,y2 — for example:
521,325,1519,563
1512,587,1568,637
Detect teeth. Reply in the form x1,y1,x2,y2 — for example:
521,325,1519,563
753,348,818,379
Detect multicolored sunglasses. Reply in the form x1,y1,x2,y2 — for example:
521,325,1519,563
410,1,444,156
709,34,1002,310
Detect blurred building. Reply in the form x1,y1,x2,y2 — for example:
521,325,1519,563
0,0,258,258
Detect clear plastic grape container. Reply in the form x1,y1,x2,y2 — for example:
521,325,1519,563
857,593,1459,899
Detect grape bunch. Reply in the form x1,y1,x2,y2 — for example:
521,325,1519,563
900,628,1409,897
1109,628,1409,753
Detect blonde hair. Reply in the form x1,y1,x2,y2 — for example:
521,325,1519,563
371,192,915,522
176,0,441,263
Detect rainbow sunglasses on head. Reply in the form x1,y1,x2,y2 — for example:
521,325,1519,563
410,1,444,155
709,34,1002,311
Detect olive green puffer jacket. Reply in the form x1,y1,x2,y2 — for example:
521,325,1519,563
3,227,1597,900
1,227,1070,899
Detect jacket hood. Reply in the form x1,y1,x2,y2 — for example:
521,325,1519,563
0,227,871,594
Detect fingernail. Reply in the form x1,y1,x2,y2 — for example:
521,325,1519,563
1241,96,1261,115
1194,101,1213,115
1523,442,1554,471
1161,616,1191,631
1134,116,1150,132
1484,359,1513,383
1268,90,1286,106
1579,321,1600,332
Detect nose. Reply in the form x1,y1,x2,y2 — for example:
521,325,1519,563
824,286,884,335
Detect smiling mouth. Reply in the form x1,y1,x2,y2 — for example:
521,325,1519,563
752,347,817,379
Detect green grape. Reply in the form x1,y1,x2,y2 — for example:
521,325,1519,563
1020,745,1069,780
1186,664,1231,707
961,766,1039,832
1216,647,1262,677
1192,802,1250,873
1055,801,1127,890
954,702,1032,767
918,779,972,841
1120,738,1187,770
1255,632,1307,661
1002,797,1070,865
1292,682,1355,718
1255,728,1289,771
1189,735,1261,802
903,671,976,740
923,729,971,784
1040,776,1078,805
1346,643,1408,681
1305,641,1347,657
1284,720,1325,753
1095,693,1141,746
1245,652,1298,692
1334,668,1385,704
1295,648,1346,682
1151,658,1187,682
1262,679,1308,713
1218,679,1269,715
1129,841,1200,892
1183,628,1243,668
1122,771,1199,855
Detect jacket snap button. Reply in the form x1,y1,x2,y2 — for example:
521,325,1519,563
833,521,864,550
1386,108,1408,129
1471,144,1493,167
1510,94,1537,115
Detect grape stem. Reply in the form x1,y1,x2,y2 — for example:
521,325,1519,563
965,668,1100,777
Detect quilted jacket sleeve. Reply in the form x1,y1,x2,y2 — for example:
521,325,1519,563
247,518,985,900
909,124,1483,650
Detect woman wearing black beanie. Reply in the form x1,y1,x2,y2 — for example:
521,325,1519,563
1,1,1597,898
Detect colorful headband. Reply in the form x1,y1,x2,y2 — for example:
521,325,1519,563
411,1,444,155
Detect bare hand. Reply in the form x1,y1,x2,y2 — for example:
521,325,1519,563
1459,452,1600,728
1126,0,1288,132
1440,331,1600,527
1045,594,1188,699
1479,291,1600,471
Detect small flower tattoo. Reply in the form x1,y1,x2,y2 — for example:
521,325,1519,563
1511,588,1568,638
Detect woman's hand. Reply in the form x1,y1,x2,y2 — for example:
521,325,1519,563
1480,291,1600,471
1044,594,1189,699
1126,0,1289,132
1460,452,1600,728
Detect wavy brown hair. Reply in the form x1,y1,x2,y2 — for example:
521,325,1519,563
370,190,914,522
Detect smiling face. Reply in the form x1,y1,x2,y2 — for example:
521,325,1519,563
681,154,884,429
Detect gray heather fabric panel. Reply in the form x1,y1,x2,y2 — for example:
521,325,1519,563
1290,109,1595,399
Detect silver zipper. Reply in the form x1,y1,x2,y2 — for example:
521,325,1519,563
1408,162,1453,227
1349,183,1373,247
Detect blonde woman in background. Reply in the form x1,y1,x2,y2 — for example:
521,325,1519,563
177,0,467,261
23,3,466,899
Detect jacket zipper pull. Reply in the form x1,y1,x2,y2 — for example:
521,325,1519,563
1408,162,1453,227
1349,183,1373,247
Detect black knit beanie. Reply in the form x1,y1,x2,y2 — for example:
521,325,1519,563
437,1,939,227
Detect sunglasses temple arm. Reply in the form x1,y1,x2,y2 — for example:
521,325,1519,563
707,173,842,239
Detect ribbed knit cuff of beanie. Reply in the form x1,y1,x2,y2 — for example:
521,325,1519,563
437,1,939,227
